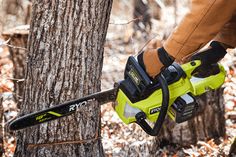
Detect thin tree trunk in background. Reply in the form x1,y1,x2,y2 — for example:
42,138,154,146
133,0,152,33
2,26,29,108
14,0,113,156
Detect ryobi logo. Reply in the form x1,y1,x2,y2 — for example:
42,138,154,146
69,98,95,112
150,107,161,114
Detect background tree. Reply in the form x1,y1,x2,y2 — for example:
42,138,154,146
132,0,162,34
2,26,29,107
14,0,113,156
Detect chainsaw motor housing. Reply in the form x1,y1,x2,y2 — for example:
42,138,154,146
120,56,184,103
115,56,226,136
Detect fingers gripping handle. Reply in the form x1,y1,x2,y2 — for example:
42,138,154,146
135,73,169,136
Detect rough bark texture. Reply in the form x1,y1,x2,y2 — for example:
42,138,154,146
158,88,225,146
2,26,29,108
14,1,113,157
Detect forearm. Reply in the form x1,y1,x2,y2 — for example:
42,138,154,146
164,0,236,61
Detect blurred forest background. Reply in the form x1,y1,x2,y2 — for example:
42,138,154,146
0,0,236,156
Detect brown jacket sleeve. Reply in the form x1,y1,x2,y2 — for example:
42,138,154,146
163,0,236,61
215,13,236,47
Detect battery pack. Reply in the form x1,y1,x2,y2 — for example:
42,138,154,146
171,93,198,123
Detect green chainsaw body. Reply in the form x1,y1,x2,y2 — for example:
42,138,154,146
115,59,226,125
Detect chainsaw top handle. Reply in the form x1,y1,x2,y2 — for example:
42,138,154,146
135,73,169,136
121,56,170,136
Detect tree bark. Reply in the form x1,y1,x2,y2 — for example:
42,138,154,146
14,1,113,157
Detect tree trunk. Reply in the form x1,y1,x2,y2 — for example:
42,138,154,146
157,88,225,146
14,0,113,157
133,0,152,33
132,0,162,35
2,26,29,108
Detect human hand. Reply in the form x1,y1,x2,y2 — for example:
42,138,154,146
137,47,174,78
190,41,227,77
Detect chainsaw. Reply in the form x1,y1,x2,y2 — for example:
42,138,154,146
9,56,226,136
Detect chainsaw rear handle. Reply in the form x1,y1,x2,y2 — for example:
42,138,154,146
135,73,169,136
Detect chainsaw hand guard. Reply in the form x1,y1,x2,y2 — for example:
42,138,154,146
135,74,169,136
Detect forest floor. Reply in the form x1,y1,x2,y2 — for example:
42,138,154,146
1,1,236,157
